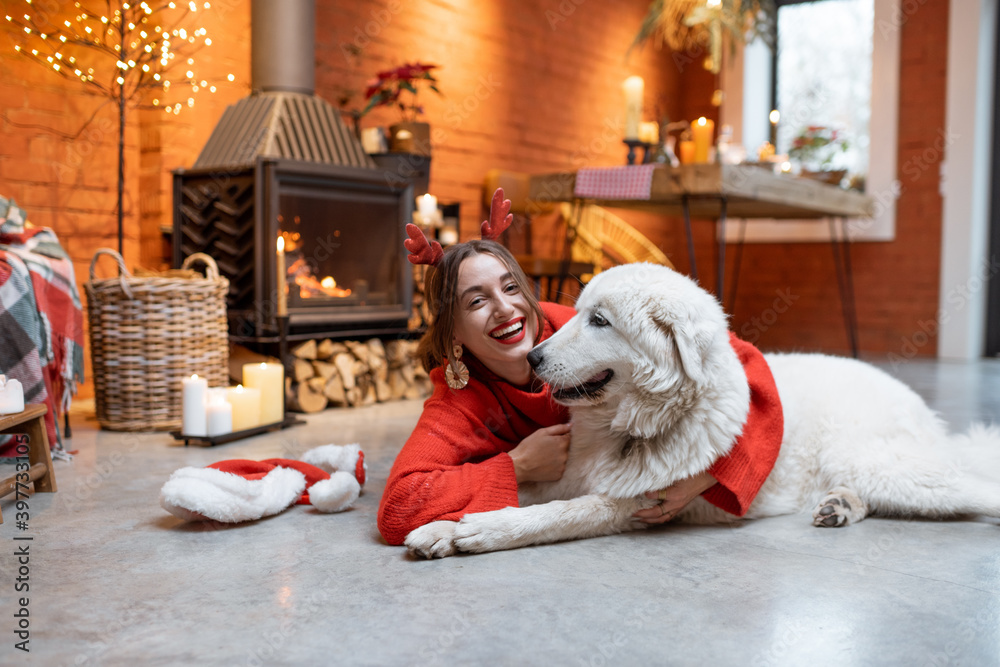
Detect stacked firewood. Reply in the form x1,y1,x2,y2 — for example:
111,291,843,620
285,338,432,413
408,264,432,331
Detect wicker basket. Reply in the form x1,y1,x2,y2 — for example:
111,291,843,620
85,249,229,431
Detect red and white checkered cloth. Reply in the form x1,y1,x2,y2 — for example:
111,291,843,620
574,164,656,200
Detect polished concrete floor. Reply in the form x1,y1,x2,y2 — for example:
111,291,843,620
2,357,999,666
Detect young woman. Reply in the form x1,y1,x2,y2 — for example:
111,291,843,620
377,191,781,546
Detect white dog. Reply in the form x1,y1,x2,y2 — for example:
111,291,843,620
405,263,1000,558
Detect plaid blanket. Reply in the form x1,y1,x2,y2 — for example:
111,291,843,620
0,196,85,456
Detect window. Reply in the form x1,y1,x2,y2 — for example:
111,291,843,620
724,0,898,242
775,0,873,180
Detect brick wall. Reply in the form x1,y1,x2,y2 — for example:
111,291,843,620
1,0,951,402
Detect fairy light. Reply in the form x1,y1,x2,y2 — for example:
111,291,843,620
8,2,228,117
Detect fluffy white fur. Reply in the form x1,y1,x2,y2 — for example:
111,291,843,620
405,263,1000,558
161,444,365,523
309,472,361,513
302,443,364,476
160,466,307,523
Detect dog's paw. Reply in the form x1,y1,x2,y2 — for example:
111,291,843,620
812,487,867,527
453,509,523,554
404,521,458,558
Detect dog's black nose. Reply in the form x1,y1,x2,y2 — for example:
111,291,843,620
526,348,543,369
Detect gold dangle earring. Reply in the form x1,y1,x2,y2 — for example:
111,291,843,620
445,342,469,389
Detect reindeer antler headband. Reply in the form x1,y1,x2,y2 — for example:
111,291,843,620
404,187,513,267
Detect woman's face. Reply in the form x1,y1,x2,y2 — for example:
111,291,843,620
451,252,537,385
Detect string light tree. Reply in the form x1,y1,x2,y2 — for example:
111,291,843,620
5,1,233,254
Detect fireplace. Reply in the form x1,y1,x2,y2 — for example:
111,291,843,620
172,0,415,342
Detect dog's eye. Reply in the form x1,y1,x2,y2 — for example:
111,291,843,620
590,312,610,327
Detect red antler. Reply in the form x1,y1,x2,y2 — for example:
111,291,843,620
404,223,444,266
480,187,513,240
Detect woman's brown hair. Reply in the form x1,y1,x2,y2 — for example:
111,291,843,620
416,239,545,373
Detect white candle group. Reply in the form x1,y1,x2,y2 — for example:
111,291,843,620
0,374,25,415
242,362,284,425
226,385,261,432
206,388,233,437
181,375,208,436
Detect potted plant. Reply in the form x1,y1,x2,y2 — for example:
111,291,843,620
789,125,850,184
362,62,442,156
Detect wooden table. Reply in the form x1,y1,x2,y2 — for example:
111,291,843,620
0,404,57,524
529,164,875,356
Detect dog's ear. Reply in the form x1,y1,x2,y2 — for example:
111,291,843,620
649,309,714,386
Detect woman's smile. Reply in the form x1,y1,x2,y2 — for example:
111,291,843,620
453,253,537,384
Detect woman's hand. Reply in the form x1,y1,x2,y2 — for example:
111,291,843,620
509,423,572,484
633,471,717,524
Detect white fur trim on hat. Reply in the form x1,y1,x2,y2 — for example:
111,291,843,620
308,471,361,513
159,466,306,523
302,444,363,476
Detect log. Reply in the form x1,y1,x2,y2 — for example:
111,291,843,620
334,353,356,389
388,368,407,400
345,386,364,407
288,380,328,413
292,339,318,360
324,374,346,405
375,377,392,402
345,341,369,365
312,360,338,380
361,382,378,406
293,358,315,383
316,338,336,360
367,339,387,378
307,376,327,394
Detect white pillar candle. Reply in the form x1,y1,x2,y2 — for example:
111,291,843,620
226,384,261,431
242,362,284,425
0,375,25,415
417,193,438,218
181,374,208,436
276,236,288,317
623,75,644,140
206,390,233,437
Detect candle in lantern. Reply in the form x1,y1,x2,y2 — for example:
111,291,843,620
242,362,284,425
226,384,262,431
181,374,208,436
276,235,288,317
679,139,696,165
623,75,644,140
769,109,780,147
0,375,25,415
638,121,659,145
206,388,233,437
691,117,715,163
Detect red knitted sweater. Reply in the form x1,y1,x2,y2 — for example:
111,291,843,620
377,303,783,545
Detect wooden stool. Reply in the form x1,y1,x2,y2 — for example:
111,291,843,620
0,404,58,524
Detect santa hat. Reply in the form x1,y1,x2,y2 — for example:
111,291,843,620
160,444,366,523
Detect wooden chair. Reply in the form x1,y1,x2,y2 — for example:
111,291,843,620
483,169,594,304
0,404,57,524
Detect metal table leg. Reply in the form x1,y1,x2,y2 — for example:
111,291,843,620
829,217,859,358
682,194,698,283
717,196,728,306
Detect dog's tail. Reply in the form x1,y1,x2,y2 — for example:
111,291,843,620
855,423,1000,521
948,422,1000,486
